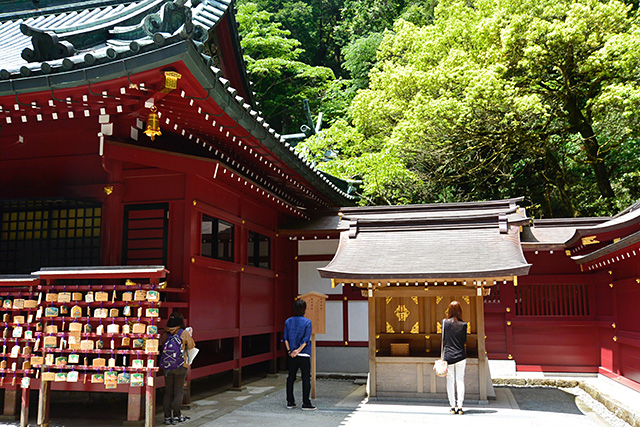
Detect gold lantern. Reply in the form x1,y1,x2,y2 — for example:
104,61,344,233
144,105,161,141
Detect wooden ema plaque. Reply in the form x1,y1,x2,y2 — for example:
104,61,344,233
298,291,328,334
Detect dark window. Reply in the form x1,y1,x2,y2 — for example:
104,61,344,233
202,215,234,262
0,199,101,274
248,231,270,269
122,204,168,266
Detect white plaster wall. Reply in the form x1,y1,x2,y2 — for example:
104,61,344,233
297,261,340,295
298,239,339,255
315,300,343,341
348,301,368,342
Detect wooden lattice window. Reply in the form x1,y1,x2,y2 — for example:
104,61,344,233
0,199,101,274
515,283,590,316
484,283,501,304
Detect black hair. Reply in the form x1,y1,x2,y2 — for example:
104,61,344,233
293,299,306,316
167,311,186,328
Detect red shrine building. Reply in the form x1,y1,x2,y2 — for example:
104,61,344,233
0,0,639,422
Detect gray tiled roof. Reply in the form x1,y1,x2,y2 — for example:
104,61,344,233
0,0,358,207
318,198,531,280
564,201,640,247
0,0,226,79
572,229,640,265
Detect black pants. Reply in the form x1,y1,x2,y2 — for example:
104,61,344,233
164,366,187,418
286,355,311,406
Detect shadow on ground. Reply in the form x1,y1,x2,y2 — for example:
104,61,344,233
508,386,583,415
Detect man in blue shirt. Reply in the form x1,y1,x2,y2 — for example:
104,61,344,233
283,299,316,410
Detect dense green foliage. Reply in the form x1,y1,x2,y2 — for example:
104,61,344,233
235,3,335,133
238,0,640,217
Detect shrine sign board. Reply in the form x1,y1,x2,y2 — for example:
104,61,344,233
298,291,327,334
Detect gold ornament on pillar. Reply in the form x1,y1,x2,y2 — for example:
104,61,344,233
144,105,161,141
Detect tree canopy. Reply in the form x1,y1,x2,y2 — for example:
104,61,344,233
236,2,335,133
297,0,640,217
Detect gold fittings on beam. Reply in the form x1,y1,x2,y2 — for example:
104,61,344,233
160,71,182,93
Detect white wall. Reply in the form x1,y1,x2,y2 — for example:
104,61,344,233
298,239,339,255
296,239,370,374
348,301,368,342
297,261,341,295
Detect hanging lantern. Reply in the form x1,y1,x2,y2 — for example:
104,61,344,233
144,105,161,141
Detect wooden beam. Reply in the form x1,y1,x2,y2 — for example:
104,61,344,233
127,388,143,422
20,386,29,427
37,380,51,427
340,277,513,287
374,288,477,298
368,295,377,397
3,388,18,417
476,289,488,402
311,334,317,399
144,383,155,427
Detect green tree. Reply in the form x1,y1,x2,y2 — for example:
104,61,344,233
304,0,640,216
249,0,345,74
236,2,335,133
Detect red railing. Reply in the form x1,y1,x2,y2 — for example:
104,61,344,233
515,283,590,316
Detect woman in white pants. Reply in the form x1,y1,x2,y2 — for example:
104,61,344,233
443,301,467,414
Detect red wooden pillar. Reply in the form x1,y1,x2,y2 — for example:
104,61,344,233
101,159,124,266
20,385,29,427
233,336,242,389
610,273,620,375
503,279,516,360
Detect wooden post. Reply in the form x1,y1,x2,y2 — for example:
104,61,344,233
127,388,143,423
144,382,155,427
368,294,377,397
3,388,18,417
311,334,316,398
37,380,51,427
20,386,29,427
232,337,242,389
297,292,328,401
476,287,488,401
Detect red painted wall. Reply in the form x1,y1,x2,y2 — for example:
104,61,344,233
1,128,296,382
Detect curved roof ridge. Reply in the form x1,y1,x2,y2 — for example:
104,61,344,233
565,200,640,247
22,1,161,34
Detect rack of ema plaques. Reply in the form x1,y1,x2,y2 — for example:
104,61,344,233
27,266,183,427
368,286,494,403
0,275,40,427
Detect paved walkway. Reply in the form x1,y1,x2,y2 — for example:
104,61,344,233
182,374,635,427
0,372,637,426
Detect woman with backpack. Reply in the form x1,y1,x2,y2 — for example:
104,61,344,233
160,311,195,425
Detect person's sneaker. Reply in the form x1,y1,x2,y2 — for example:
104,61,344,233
450,407,457,415
164,417,175,425
174,416,189,423
456,408,464,415
287,403,297,409
301,404,317,411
